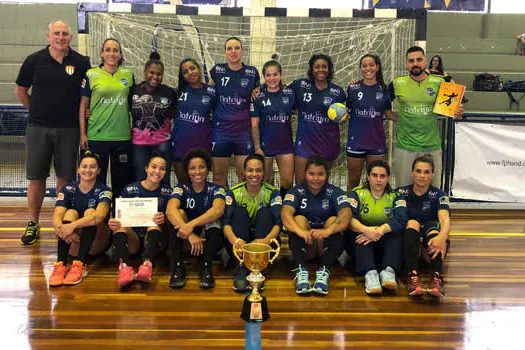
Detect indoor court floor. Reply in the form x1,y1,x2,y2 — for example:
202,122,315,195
2,203,524,349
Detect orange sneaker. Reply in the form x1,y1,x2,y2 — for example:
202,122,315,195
135,260,153,283
407,270,424,296
63,260,88,285
49,262,68,287
118,259,135,287
427,272,445,297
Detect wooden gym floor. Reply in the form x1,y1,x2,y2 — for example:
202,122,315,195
1,204,524,349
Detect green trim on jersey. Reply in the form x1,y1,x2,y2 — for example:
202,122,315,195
393,75,443,151
230,182,276,226
353,186,398,227
87,66,133,141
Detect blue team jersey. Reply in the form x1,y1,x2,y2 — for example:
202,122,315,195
346,81,392,152
56,181,112,215
288,79,346,160
171,181,226,221
210,63,260,142
397,185,450,223
120,181,173,213
283,183,350,228
172,84,216,158
250,87,296,155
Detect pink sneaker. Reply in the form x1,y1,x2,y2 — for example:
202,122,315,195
118,259,135,287
135,260,153,283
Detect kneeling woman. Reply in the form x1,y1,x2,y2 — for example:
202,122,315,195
108,152,172,288
223,154,282,292
281,156,351,295
398,155,451,297
348,160,407,295
49,151,112,287
166,149,226,289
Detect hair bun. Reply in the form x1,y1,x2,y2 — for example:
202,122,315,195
149,51,161,60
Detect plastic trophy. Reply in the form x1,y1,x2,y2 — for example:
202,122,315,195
233,238,280,322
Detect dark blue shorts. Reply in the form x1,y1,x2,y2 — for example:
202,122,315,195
212,140,254,157
346,146,386,158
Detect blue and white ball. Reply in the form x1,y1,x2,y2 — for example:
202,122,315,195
327,103,348,123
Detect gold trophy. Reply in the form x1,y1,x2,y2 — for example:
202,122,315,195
234,238,280,322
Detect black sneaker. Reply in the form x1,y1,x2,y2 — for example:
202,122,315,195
199,266,215,289
169,264,185,289
21,221,40,245
232,264,250,292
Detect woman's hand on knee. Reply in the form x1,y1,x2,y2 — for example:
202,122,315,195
108,218,122,233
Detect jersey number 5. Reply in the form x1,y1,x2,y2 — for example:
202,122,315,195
300,198,308,209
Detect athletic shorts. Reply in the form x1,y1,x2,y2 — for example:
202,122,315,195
346,147,386,158
294,143,339,162
212,140,254,157
26,124,79,180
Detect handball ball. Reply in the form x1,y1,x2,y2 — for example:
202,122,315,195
327,103,348,123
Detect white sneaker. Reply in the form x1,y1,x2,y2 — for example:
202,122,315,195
380,266,398,291
365,270,382,295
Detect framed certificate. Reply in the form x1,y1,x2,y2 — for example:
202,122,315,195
115,198,158,227
433,81,466,118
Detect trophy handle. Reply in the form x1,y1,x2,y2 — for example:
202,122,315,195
233,238,243,264
268,238,280,264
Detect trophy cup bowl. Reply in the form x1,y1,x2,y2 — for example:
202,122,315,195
234,238,280,322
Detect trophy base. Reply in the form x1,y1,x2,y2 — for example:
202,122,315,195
241,295,270,322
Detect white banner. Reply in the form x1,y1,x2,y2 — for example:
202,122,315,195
453,122,525,202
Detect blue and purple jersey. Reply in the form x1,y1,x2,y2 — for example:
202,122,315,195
130,82,176,146
171,181,226,221
120,181,173,214
250,87,295,155
346,81,392,152
283,183,350,228
210,63,260,143
56,181,112,215
172,84,216,158
289,79,346,160
397,185,450,223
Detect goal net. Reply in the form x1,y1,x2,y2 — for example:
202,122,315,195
88,10,416,190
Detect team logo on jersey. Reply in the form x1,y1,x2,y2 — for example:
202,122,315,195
81,78,86,88
215,187,226,197
65,65,75,75
120,78,128,86
225,195,233,205
297,188,305,194
384,206,392,216
326,188,333,195
376,92,384,100
426,87,435,96
323,97,333,106
88,199,97,208
202,96,210,105
174,187,184,196
284,194,295,202
439,196,450,205
422,201,431,211
395,199,407,208
100,191,112,199
349,198,358,208
429,191,438,198
207,86,215,95
300,80,311,89
322,199,330,209
349,83,360,90
215,65,226,73
329,88,341,95
57,192,65,201
337,195,349,205
282,97,289,104
160,97,169,105
241,78,249,87
161,187,173,196
270,196,282,206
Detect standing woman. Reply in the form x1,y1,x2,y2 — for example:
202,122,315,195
108,153,172,288
172,58,217,184
223,154,282,292
346,54,397,191
397,155,451,297
79,38,134,198
209,37,260,187
281,156,351,296
130,52,177,184
49,151,112,287
250,60,295,199
288,54,346,185
166,149,226,289
348,160,407,295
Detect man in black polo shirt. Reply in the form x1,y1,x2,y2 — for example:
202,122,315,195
15,20,90,245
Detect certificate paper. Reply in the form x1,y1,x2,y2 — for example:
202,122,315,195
115,198,158,227
433,81,466,118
